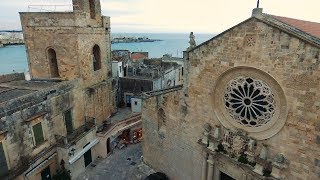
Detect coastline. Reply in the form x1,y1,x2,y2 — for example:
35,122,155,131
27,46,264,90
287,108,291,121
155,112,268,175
0,40,24,47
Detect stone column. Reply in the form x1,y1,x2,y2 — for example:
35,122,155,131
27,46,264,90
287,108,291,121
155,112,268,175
207,154,214,180
201,151,208,180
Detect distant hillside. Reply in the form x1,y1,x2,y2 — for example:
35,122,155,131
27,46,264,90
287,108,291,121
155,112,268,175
0,30,22,33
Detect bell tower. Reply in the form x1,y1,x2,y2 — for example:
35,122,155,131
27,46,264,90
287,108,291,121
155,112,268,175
72,0,102,19
20,0,110,81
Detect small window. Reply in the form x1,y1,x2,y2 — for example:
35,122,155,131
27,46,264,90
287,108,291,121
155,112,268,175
47,48,59,78
119,66,122,73
89,0,96,19
134,101,138,105
181,67,184,76
93,45,101,71
33,122,45,146
64,109,73,135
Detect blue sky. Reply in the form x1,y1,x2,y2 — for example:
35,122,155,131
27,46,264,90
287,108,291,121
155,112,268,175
0,0,319,33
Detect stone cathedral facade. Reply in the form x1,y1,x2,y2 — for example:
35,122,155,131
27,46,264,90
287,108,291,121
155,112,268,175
142,8,320,180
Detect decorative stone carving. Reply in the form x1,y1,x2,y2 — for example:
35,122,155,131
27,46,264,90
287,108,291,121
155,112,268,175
259,143,268,160
213,125,221,139
271,154,288,179
245,138,257,162
274,154,285,164
247,139,256,153
188,32,196,50
253,143,269,176
222,129,232,148
253,163,264,176
208,125,221,151
199,124,290,179
201,123,211,146
231,131,247,157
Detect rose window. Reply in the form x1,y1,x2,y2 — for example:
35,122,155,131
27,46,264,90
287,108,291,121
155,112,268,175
224,77,276,127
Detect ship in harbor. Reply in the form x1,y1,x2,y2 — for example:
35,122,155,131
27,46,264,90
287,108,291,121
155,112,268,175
111,36,162,44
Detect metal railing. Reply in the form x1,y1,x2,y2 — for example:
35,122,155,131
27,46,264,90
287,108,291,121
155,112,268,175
27,5,80,12
55,117,96,148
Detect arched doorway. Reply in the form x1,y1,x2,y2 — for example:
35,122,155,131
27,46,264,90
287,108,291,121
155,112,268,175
92,45,101,71
47,48,59,78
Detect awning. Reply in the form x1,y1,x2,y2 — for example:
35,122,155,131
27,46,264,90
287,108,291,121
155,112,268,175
25,153,57,177
68,138,99,164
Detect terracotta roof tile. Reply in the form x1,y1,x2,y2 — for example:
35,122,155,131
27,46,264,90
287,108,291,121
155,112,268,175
131,53,148,62
270,15,320,38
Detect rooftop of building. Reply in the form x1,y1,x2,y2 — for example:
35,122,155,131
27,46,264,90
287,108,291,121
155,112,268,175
161,54,184,61
125,59,180,80
111,50,131,63
0,73,64,104
131,52,148,62
268,14,320,39
189,8,320,52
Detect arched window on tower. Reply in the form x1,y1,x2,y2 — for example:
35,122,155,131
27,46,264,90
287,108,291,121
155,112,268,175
89,0,96,19
47,48,60,78
93,45,101,71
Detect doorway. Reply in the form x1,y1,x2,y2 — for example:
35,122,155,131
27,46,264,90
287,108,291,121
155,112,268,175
107,138,111,154
41,166,51,180
84,149,92,167
220,171,235,180
125,95,132,107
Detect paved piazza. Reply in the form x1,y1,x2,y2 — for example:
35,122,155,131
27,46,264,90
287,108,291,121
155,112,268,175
77,143,155,180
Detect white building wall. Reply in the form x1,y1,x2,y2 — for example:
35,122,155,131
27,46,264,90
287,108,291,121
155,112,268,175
162,67,181,89
153,78,162,90
112,61,123,78
131,98,142,113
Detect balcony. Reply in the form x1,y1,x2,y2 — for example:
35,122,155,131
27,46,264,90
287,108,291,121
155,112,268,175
55,117,96,148
6,145,56,179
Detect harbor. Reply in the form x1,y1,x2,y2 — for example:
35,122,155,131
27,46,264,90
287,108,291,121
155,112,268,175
0,31,24,47
111,36,162,44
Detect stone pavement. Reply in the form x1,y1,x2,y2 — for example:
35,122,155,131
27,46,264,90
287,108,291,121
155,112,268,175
76,143,155,180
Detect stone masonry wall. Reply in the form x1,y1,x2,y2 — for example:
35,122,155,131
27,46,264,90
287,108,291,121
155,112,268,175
142,18,320,180
0,81,75,172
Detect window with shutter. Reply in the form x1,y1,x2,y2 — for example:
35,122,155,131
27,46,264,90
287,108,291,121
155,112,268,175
0,142,9,178
33,122,45,146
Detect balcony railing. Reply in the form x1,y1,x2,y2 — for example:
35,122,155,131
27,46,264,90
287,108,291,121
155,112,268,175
55,117,96,148
27,5,79,12
7,145,56,179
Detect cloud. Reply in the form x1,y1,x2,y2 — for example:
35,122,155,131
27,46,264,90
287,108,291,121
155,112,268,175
1,0,320,33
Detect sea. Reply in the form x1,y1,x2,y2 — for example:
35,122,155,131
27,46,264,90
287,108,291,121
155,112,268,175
0,33,214,75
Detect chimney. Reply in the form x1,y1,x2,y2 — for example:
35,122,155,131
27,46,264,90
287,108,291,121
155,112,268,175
252,8,263,17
